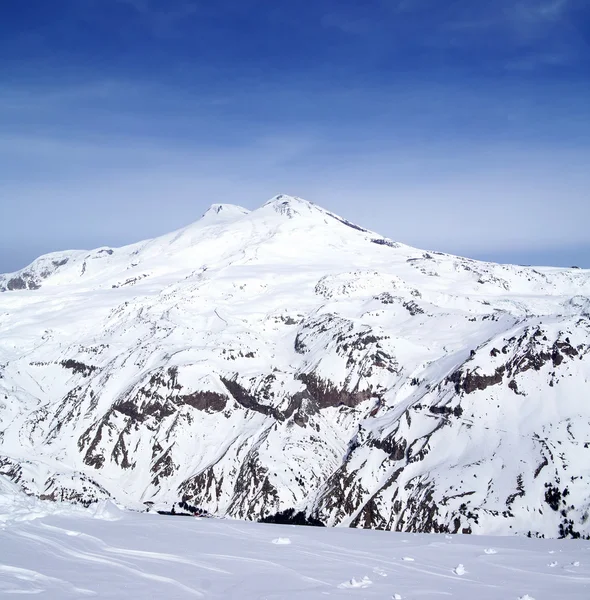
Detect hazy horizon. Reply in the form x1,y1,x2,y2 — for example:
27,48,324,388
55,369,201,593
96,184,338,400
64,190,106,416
2,193,590,273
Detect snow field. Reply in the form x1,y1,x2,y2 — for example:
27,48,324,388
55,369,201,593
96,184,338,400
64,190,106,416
0,500,589,599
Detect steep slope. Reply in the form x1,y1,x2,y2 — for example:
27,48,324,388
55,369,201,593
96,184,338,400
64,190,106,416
1,194,589,538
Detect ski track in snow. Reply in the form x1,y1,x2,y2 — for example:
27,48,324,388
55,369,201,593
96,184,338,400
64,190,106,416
0,506,589,599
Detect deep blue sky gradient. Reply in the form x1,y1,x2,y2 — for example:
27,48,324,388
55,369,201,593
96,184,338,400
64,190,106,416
1,0,589,271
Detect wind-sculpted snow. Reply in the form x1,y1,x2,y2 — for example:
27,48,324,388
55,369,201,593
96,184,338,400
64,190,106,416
1,194,590,538
0,494,589,599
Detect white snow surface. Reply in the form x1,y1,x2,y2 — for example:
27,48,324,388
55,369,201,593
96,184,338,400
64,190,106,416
1,496,589,599
1,194,590,537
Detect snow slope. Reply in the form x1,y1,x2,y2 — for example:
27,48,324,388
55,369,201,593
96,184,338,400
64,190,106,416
1,495,589,599
1,194,589,537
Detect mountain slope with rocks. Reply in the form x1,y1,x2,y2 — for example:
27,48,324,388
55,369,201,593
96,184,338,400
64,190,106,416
1,194,589,538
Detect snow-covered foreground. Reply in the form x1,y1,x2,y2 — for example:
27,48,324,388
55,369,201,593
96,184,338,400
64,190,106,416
1,501,589,599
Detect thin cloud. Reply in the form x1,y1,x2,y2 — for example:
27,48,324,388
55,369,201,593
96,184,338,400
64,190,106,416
320,13,373,35
533,0,571,19
316,0,584,71
113,0,199,37
507,0,574,34
505,50,572,70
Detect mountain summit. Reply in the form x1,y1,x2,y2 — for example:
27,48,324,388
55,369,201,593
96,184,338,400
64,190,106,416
1,196,589,537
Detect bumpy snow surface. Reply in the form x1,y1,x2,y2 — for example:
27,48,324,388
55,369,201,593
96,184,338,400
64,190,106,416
1,195,590,538
1,495,589,599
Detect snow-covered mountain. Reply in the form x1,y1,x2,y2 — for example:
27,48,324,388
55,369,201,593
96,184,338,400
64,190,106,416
1,194,589,538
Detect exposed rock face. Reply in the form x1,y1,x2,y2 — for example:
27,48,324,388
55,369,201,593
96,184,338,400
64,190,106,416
0,455,110,506
1,195,590,538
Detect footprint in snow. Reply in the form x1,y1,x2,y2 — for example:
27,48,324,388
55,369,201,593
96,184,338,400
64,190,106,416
548,561,558,567
338,576,372,589
402,557,414,562
453,564,466,576
484,548,497,555
271,537,291,545
570,561,580,567
393,595,402,599
518,595,535,600
373,567,387,577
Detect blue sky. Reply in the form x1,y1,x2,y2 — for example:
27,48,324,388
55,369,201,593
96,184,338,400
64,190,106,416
1,0,589,271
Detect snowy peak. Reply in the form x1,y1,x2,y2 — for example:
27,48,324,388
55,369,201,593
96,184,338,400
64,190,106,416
260,194,325,219
263,193,313,208
201,203,250,222
257,194,377,239
0,195,383,293
1,195,588,300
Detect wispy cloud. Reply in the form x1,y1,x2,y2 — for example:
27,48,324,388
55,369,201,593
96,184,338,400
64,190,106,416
505,50,572,70
507,0,571,32
320,12,373,35
112,0,199,36
317,0,585,72
528,0,571,20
